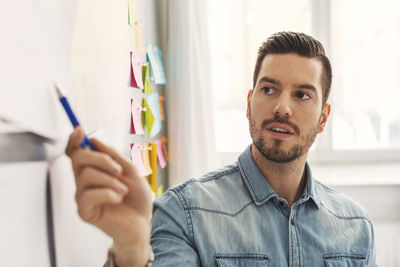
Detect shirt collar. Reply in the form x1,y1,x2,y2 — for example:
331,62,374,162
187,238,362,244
302,162,321,209
237,144,320,209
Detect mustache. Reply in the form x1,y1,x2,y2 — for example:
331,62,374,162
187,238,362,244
261,115,300,135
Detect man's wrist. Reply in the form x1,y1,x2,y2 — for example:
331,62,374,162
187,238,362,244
106,244,154,267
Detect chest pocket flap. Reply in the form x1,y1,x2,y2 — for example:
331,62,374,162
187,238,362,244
324,254,366,267
215,253,270,267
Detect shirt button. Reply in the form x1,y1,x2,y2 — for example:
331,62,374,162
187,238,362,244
290,219,294,225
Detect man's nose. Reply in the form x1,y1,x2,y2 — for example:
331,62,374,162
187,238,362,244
273,95,293,117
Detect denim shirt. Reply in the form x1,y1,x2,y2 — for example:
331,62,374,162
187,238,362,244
151,145,378,266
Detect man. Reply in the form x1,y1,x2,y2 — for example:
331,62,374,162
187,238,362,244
67,32,378,266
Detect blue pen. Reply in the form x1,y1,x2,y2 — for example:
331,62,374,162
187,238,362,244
55,84,96,150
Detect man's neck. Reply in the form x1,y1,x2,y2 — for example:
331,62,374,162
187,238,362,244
251,144,308,207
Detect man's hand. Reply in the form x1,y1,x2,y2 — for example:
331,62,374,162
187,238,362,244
66,127,153,267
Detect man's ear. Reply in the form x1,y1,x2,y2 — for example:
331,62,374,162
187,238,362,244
318,103,331,133
246,89,253,120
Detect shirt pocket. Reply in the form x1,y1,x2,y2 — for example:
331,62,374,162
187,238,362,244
323,254,367,267
215,253,270,267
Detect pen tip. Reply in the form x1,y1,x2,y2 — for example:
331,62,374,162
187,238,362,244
54,83,63,98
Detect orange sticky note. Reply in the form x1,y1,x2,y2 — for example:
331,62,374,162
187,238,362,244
135,21,146,53
162,137,169,162
159,96,165,121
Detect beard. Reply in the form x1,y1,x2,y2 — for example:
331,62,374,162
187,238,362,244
249,111,319,163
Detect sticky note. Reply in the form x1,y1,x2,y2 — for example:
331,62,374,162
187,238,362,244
157,185,164,197
135,22,146,52
131,97,144,135
145,93,161,137
147,142,158,193
162,136,169,162
159,96,165,121
128,0,135,26
142,63,152,93
130,101,135,134
142,98,155,136
130,143,147,176
154,139,167,168
146,44,166,84
141,143,153,176
130,51,144,88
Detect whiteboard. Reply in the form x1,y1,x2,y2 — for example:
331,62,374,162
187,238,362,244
0,161,50,267
0,0,77,140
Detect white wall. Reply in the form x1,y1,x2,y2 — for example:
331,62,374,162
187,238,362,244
1,0,164,266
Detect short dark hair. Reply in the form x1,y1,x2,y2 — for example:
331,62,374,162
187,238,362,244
253,31,332,104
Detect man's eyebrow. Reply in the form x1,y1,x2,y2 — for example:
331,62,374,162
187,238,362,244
258,76,281,86
295,83,317,92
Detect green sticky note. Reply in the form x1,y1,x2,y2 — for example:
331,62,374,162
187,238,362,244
142,63,153,93
128,0,135,26
142,98,155,136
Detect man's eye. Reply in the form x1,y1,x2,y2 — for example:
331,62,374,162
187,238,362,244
296,92,311,100
262,87,275,95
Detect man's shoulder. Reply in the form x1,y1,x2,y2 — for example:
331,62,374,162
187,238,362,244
313,179,371,221
155,163,252,215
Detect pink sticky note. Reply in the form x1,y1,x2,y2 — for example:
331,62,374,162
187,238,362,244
130,143,147,176
154,139,167,168
130,99,135,134
131,97,144,135
131,51,144,88
130,53,138,88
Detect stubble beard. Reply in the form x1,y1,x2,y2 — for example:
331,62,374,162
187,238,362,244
249,111,319,163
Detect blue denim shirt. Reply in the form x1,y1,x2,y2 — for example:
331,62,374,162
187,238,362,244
151,145,378,266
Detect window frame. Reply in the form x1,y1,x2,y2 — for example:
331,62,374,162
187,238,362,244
214,0,400,168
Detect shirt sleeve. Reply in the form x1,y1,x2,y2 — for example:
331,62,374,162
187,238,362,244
151,189,201,266
367,220,379,267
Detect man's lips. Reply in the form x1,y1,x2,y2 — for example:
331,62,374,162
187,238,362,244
266,123,295,134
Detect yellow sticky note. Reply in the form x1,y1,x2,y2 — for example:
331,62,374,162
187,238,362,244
147,142,158,193
128,0,135,26
142,63,153,94
151,191,156,202
157,185,164,197
141,144,152,176
142,98,155,136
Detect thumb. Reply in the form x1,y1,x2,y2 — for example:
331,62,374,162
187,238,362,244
65,127,85,157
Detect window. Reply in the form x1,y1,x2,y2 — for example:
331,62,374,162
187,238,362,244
208,0,400,166
330,0,400,150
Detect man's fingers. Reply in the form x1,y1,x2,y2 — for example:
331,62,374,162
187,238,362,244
77,167,129,196
77,188,124,223
66,127,85,157
91,138,138,176
72,149,123,177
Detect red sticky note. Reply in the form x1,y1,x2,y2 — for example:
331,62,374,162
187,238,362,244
131,97,144,135
130,51,144,88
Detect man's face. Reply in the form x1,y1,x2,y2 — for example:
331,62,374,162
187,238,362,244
247,53,330,163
